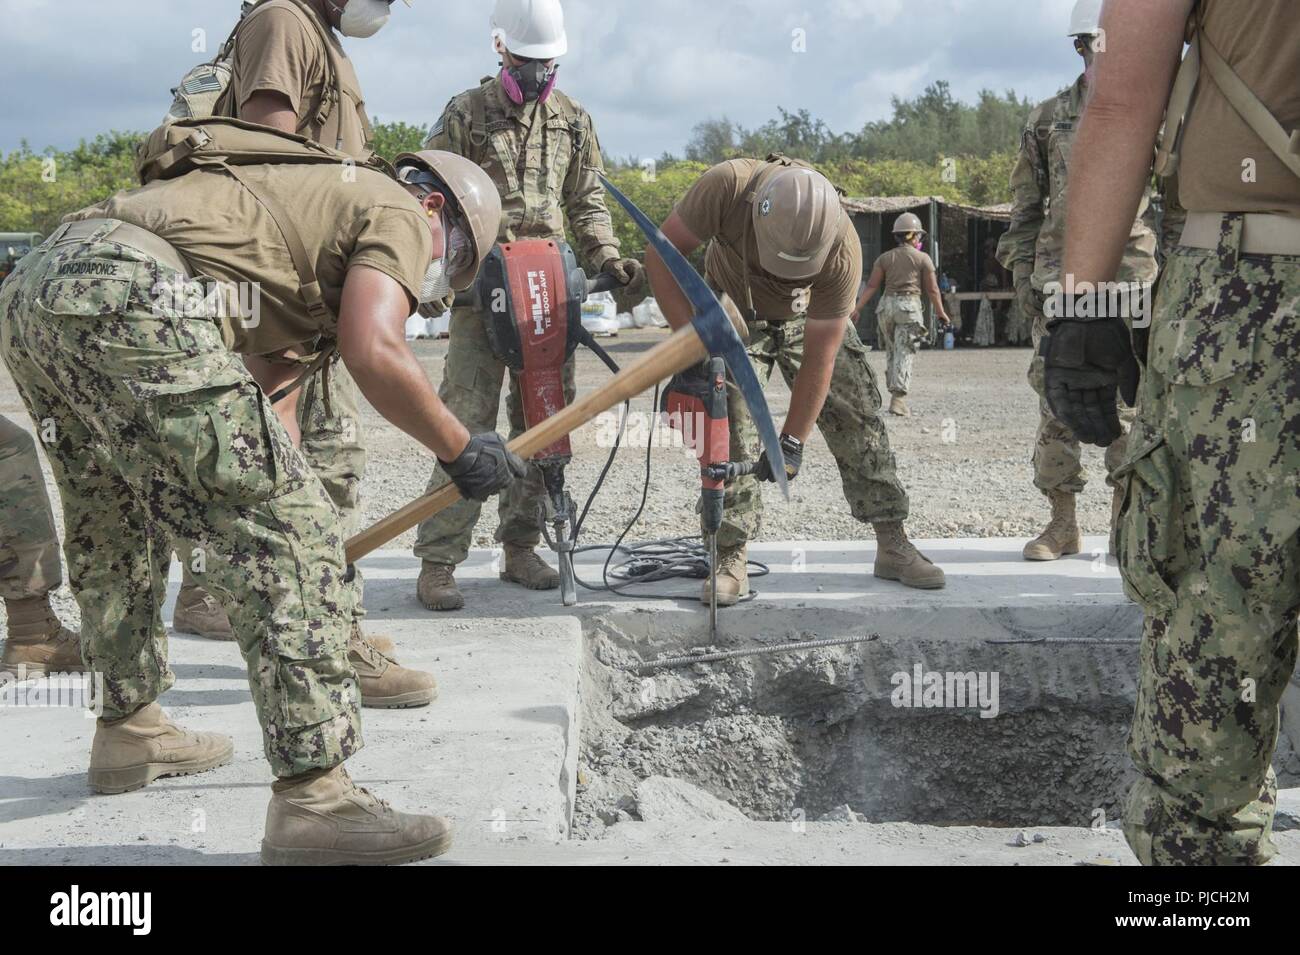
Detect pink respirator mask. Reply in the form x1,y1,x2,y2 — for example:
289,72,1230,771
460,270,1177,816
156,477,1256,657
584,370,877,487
500,61,559,105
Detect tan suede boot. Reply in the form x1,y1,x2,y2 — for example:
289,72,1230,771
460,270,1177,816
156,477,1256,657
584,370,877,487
261,765,452,866
348,625,436,709
1023,490,1082,561
173,585,234,641
500,545,559,591
88,702,234,794
888,395,910,416
417,561,464,611
701,543,750,607
873,522,946,589
1,594,85,677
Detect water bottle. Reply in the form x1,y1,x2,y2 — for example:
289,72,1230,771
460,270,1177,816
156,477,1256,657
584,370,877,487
943,330,955,350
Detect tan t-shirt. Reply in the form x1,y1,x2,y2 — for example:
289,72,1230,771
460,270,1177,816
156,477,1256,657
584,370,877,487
1179,0,1300,216
226,0,372,159
76,164,431,355
873,244,934,297
674,159,862,322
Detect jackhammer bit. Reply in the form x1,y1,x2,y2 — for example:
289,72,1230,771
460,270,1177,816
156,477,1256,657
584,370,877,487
538,463,577,607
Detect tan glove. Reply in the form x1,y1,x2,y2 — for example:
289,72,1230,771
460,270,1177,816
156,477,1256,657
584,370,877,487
602,256,645,289
418,295,456,319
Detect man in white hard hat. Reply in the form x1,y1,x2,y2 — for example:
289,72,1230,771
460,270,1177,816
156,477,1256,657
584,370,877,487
995,0,1158,562
851,212,954,416
646,157,947,604
415,0,642,612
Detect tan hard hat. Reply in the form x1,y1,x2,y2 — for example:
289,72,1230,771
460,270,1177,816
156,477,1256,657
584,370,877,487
892,212,925,235
752,167,843,281
395,149,503,291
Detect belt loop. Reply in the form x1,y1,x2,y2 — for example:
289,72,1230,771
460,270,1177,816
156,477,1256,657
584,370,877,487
1218,213,1244,272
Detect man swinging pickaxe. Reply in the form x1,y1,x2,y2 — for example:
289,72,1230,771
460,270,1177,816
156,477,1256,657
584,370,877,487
345,178,788,568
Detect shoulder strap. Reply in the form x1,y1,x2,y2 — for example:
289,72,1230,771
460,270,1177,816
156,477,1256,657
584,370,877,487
233,0,344,142
1155,5,1205,177
1156,2,1300,181
470,83,489,147
215,158,332,325
1199,27,1300,179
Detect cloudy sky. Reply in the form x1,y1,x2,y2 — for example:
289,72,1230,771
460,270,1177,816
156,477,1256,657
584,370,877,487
0,0,1083,158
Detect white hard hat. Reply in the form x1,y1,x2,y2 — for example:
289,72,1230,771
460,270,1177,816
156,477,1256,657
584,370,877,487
1069,0,1102,37
491,0,568,59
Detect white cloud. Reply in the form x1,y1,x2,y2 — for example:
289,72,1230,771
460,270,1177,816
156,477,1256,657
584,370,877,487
0,0,1088,157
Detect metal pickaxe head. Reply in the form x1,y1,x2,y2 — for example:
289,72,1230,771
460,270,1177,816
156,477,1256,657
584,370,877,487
599,174,788,500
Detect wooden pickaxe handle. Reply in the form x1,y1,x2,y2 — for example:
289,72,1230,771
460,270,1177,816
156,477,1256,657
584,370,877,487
344,322,711,564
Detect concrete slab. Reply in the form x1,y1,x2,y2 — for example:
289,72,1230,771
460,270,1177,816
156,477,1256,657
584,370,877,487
0,554,581,865
0,536,1259,866
434,824,1300,866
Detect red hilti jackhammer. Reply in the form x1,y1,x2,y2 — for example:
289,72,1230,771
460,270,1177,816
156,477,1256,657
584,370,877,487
662,357,755,638
462,238,622,606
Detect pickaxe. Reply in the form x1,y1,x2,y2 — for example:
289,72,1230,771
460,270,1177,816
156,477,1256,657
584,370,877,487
344,176,787,564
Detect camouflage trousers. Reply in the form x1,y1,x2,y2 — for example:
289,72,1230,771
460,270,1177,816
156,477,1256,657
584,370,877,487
413,305,575,566
875,294,926,397
0,221,360,777
1028,306,1133,493
1116,233,1300,865
0,413,63,600
717,318,909,549
178,355,369,623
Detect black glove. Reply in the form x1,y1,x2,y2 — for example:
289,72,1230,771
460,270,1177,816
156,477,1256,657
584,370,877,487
603,256,645,289
1041,317,1140,448
753,434,804,483
440,433,529,502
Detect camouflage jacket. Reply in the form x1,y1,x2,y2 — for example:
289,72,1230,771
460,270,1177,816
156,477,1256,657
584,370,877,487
996,75,1159,290
426,76,620,270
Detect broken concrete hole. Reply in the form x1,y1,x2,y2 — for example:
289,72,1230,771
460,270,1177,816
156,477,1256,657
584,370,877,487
574,603,1151,837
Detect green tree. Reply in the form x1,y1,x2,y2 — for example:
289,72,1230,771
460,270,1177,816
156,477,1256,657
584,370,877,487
0,131,142,234
369,120,429,163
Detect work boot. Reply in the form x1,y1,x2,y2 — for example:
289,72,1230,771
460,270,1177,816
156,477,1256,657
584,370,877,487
88,701,234,794
348,625,437,709
173,585,234,641
888,395,910,416
1022,490,1082,561
417,561,464,611
873,522,946,589
261,765,452,866
701,543,750,607
1,594,86,677
500,545,559,591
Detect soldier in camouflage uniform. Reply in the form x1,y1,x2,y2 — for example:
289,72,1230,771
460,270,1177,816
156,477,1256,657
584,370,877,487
646,157,945,604
0,144,517,864
416,0,643,611
162,0,435,710
0,413,84,677
1046,0,1299,864
996,3,1159,562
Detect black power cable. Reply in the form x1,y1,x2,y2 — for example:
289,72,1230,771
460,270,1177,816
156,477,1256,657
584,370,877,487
568,380,768,601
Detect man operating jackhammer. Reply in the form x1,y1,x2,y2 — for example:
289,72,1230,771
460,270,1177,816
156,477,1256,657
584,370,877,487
0,133,524,865
414,0,644,612
644,156,946,606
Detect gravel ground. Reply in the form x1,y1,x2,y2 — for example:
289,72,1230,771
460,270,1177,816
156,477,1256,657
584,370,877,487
0,331,1119,627
356,330,1118,549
